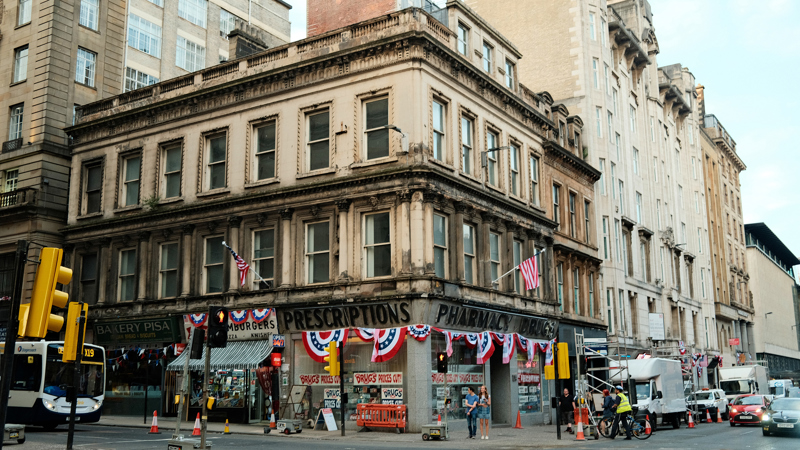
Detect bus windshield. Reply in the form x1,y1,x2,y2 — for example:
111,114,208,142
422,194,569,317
44,344,104,398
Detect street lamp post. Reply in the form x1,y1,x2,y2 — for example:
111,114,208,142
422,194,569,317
383,124,408,154
480,146,511,169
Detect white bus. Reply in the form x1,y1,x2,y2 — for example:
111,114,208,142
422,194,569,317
0,341,105,428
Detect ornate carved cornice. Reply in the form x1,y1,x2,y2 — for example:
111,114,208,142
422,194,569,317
279,208,294,220
543,141,601,183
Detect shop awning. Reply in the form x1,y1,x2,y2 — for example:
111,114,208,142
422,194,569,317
167,340,273,371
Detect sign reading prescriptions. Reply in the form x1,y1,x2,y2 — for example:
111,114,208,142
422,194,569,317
299,372,402,386
431,372,484,384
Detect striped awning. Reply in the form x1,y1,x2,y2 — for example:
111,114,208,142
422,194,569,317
167,340,273,371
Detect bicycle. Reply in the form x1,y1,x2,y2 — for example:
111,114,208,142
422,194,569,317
598,411,652,440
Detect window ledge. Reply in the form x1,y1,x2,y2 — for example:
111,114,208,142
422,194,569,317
77,212,104,220
458,172,481,184
509,193,526,204
75,81,97,91
10,80,27,88
429,158,454,171
14,22,31,30
79,24,101,35
350,156,398,169
197,188,230,198
158,197,184,205
486,183,504,195
245,178,280,189
113,205,143,214
296,167,336,179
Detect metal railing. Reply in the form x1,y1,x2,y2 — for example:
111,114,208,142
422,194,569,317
0,188,36,208
1,138,23,153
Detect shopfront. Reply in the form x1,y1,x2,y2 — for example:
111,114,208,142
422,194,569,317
278,299,558,432
93,316,183,417
167,308,279,424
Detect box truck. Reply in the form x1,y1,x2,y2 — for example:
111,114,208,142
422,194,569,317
718,365,768,400
611,358,685,429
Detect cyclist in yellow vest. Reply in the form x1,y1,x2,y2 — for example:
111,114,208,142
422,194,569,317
610,385,633,440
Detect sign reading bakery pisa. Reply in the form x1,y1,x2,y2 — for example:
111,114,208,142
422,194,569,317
279,299,557,341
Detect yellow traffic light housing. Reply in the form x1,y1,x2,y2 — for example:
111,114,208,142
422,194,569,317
323,341,339,376
62,303,88,362
556,342,570,379
24,248,72,338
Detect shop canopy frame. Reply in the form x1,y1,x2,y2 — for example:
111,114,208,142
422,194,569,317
167,340,274,371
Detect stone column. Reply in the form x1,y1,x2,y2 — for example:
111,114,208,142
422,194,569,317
409,191,425,276
504,223,516,293
96,239,110,304
336,199,351,281
740,321,749,358
405,331,433,433
422,193,435,275
454,202,467,282
180,224,195,297
137,231,151,301
280,208,294,287
544,236,555,303
746,322,756,358
398,191,412,275
480,213,492,288
227,216,242,292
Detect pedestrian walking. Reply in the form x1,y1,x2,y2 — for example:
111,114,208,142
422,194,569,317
465,386,478,439
477,385,491,440
600,389,614,435
609,385,633,440
559,388,576,434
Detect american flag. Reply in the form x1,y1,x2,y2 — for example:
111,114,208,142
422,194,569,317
518,255,540,290
222,241,250,286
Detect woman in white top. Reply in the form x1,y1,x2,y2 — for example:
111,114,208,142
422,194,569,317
477,385,492,439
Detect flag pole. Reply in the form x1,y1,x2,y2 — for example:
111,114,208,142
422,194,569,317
222,241,271,288
491,249,546,285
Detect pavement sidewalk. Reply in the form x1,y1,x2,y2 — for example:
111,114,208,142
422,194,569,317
93,415,583,447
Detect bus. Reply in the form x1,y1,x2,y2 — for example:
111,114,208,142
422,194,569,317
0,341,105,428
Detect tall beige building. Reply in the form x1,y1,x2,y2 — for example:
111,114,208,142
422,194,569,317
696,86,751,366
468,0,718,372
122,0,291,91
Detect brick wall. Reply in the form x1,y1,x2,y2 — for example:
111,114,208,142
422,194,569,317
307,0,397,37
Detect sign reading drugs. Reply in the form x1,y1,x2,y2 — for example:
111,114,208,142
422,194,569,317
299,372,403,386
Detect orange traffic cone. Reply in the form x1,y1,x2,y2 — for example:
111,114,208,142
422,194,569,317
717,410,723,423
269,412,277,429
149,410,161,434
575,419,585,441
192,413,202,436
645,415,652,435
513,411,523,429
224,419,231,434
706,409,712,423
687,411,695,429
437,414,441,426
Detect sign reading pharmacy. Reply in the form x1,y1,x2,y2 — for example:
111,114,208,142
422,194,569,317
94,317,181,344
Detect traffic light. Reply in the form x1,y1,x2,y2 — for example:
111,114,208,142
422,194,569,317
207,306,228,348
437,352,448,374
20,248,72,338
323,341,339,376
190,328,205,360
62,302,88,363
556,342,570,379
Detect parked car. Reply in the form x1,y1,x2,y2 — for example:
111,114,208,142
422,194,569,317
761,397,800,436
730,394,773,426
687,389,730,420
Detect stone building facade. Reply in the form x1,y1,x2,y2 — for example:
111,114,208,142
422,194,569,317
696,86,752,367
65,3,596,428
468,0,718,369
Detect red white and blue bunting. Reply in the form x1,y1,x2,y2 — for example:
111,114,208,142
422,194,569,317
188,313,208,327
476,332,495,364
302,329,348,363
502,333,516,364
371,328,407,363
251,308,272,323
229,310,249,324
407,325,431,341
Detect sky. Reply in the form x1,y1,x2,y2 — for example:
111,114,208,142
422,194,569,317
649,0,800,274
285,0,800,269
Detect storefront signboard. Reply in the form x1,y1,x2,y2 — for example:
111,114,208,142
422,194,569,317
94,317,181,344
382,388,403,405
519,386,528,394
324,388,340,400
431,372,484,384
279,301,414,332
227,312,278,341
272,334,285,348
429,300,558,340
175,343,186,355
519,373,540,384
299,372,403,386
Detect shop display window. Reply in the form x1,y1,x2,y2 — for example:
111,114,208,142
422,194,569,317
517,352,543,414
429,333,484,421
292,332,407,422
190,369,246,408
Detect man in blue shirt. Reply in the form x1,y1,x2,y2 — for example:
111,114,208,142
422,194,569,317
465,386,479,439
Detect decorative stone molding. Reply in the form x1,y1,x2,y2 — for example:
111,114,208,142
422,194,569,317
137,231,151,242
279,208,294,220
256,213,269,225
161,229,172,240
207,221,218,233
228,216,243,228
182,224,196,235
335,199,351,212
